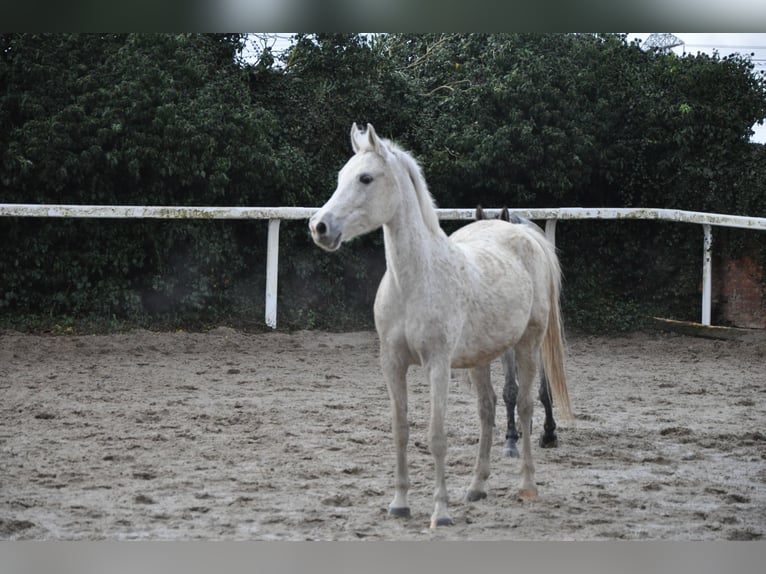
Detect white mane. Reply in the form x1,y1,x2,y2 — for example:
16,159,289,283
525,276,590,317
382,139,445,239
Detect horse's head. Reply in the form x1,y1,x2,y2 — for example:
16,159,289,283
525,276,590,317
475,206,527,225
476,206,511,222
310,123,400,251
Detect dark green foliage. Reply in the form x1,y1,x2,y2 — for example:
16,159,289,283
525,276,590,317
1,34,282,327
1,33,764,332
380,33,766,332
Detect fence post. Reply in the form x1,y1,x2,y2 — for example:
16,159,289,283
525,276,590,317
265,218,281,329
545,219,557,246
702,224,713,326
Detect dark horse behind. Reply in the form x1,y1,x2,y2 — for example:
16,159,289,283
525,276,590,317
475,206,559,457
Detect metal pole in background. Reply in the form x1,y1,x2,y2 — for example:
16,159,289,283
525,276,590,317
702,224,713,326
265,219,281,329
545,219,557,246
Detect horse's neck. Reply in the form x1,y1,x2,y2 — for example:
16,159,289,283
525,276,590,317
382,191,451,292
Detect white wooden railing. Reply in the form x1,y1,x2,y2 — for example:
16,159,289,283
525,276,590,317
2,204,765,328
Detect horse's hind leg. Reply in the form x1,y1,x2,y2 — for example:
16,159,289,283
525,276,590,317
538,367,559,449
501,350,520,458
515,342,539,498
466,364,495,502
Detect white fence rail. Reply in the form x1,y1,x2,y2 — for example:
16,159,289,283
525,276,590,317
2,203,765,328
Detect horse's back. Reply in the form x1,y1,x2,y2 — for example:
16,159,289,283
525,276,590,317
450,219,546,270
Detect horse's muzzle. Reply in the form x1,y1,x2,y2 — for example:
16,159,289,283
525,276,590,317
309,213,343,252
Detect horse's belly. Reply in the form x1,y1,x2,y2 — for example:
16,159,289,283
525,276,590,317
450,318,525,368
450,344,508,369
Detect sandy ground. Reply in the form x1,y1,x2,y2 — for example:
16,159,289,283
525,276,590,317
1,327,765,540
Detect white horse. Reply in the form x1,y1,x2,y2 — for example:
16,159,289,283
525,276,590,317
310,123,573,528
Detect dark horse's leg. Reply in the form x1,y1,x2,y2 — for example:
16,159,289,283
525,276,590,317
502,350,559,456
537,366,558,449
501,350,520,458
477,206,559,453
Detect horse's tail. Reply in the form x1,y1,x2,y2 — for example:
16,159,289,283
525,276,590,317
536,233,574,421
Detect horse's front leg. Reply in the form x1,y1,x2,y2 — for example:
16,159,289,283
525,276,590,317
427,358,453,527
466,364,495,502
515,343,539,498
382,353,411,519
501,350,520,458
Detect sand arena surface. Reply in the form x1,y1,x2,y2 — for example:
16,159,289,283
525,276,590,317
1,327,764,540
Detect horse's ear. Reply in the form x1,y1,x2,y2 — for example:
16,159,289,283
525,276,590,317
475,205,484,220
350,122,363,153
500,207,510,222
365,123,384,154
350,122,383,154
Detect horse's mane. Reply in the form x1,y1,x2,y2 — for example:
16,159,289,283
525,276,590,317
384,140,445,238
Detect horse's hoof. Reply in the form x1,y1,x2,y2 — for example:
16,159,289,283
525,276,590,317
465,489,487,502
503,441,520,458
539,434,559,449
430,516,454,528
388,506,411,519
517,488,538,500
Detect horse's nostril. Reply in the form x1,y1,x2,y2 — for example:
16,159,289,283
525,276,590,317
316,221,327,235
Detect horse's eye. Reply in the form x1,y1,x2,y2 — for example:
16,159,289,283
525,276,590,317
359,174,374,185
